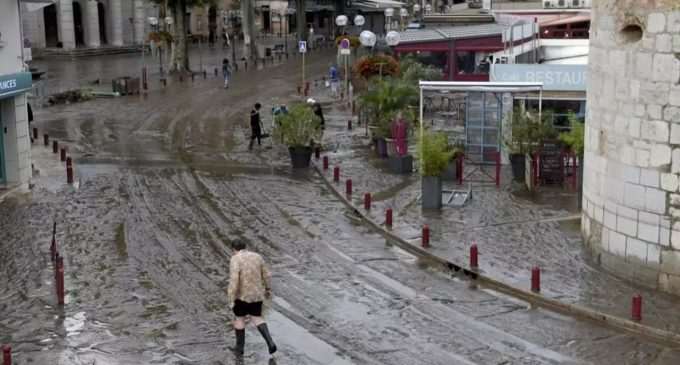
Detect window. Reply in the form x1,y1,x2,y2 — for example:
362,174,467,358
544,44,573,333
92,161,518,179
456,51,491,75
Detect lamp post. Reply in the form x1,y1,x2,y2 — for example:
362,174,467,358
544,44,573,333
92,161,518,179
384,8,394,33
148,17,162,75
399,8,408,31
164,16,173,71
198,18,204,73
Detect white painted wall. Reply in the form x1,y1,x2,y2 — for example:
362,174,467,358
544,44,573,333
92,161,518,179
0,0,25,75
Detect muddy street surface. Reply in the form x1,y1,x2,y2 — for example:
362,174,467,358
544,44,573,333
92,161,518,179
2,52,680,364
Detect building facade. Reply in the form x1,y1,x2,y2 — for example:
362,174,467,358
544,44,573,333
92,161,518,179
22,0,150,49
0,1,32,190
582,0,680,293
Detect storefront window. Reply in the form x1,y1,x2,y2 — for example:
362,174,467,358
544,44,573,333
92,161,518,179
523,99,585,131
456,51,491,75
414,51,447,69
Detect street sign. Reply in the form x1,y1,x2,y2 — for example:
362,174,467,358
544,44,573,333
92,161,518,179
299,41,307,53
340,38,351,55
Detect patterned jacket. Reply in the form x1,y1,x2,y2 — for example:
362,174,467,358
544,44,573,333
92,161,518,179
227,250,272,308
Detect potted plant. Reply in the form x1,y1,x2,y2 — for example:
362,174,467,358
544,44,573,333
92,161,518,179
504,107,556,182
418,130,455,209
359,78,417,158
274,104,323,168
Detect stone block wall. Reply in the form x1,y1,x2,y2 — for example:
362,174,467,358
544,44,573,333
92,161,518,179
583,0,680,293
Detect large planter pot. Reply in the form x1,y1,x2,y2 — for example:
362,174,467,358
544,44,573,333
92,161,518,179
388,154,413,174
376,137,388,158
421,175,443,209
288,146,313,168
510,153,526,182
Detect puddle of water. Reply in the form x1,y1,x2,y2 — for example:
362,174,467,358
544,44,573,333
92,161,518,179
267,310,355,365
64,311,87,337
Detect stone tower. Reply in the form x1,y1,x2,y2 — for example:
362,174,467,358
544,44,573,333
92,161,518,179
583,0,680,293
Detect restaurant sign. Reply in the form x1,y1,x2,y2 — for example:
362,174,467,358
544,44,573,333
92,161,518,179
491,64,587,92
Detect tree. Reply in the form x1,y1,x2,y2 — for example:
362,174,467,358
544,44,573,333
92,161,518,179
149,0,216,72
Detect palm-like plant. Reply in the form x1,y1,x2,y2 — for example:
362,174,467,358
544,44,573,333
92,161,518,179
360,78,418,137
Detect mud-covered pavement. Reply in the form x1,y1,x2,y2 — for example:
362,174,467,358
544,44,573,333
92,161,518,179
2,51,680,365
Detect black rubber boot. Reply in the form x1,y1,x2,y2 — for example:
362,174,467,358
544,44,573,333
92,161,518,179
234,328,245,356
257,323,277,354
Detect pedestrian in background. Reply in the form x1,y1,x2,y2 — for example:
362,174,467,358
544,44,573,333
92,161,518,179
249,103,263,150
227,240,277,356
329,65,339,98
222,58,232,89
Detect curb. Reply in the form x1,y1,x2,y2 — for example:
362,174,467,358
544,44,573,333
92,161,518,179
311,161,680,346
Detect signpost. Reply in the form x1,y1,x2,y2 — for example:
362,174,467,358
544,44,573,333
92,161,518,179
339,38,351,99
299,41,307,95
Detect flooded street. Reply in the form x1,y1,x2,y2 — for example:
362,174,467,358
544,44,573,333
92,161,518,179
2,50,680,364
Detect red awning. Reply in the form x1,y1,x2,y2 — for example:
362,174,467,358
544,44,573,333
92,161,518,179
540,14,590,27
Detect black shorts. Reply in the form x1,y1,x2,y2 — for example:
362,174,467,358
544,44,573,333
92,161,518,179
233,300,263,317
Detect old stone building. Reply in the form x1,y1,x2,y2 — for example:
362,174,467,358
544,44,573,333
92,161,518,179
582,0,680,293
20,0,238,50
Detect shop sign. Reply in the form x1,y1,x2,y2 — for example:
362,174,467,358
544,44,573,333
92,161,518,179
0,72,32,99
491,64,587,91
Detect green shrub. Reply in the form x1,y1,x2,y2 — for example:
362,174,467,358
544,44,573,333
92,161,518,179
417,130,455,177
558,112,585,155
504,107,557,155
274,104,322,147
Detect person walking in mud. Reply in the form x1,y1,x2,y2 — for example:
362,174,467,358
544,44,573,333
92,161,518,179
227,240,277,356
222,58,232,89
249,103,263,150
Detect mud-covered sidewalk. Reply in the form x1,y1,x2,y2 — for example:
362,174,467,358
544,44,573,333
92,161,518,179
315,92,680,338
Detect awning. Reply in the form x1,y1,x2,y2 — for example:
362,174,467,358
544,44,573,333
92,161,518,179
419,81,544,93
353,0,406,11
21,0,55,12
540,14,590,27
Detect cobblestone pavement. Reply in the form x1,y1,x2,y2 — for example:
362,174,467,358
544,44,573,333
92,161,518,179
316,95,680,336
2,51,680,365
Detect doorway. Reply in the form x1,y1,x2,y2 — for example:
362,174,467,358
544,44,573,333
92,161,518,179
262,7,271,33
98,2,108,44
44,4,60,47
73,2,85,46
208,6,217,45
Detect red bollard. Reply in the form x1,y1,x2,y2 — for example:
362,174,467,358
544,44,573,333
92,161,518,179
364,193,371,210
333,166,340,182
52,140,58,154
33,127,38,140
314,146,321,159
346,179,352,196
60,147,66,162
422,225,430,248
470,244,478,269
632,294,642,321
57,257,65,306
347,119,352,130
323,156,329,170
385,208,393,228
531,266,540,292
54,252,60,282
495,151,501,187
3,345,11,365
66,157,74,184
43,134,49,146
